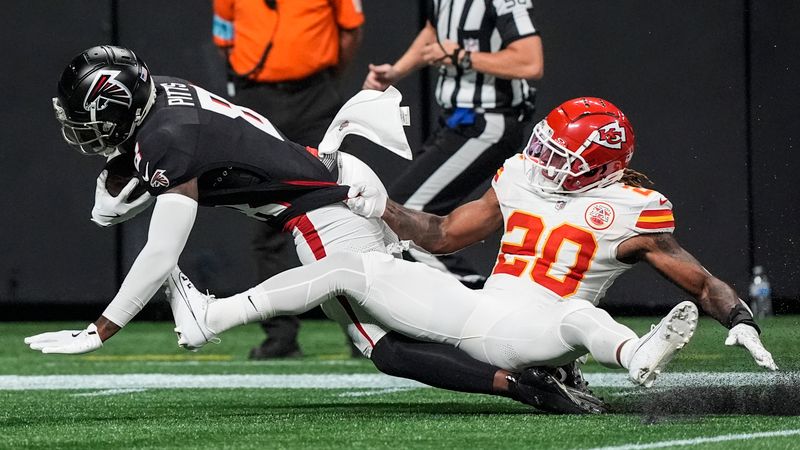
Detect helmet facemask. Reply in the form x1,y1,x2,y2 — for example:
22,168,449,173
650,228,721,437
53,97,118,156
524,120,592,193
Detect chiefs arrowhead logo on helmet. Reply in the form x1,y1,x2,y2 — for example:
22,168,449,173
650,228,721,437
83,69,133,112
590,122,627,149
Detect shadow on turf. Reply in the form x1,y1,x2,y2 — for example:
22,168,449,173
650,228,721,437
278,402,536,416
614,373,800,417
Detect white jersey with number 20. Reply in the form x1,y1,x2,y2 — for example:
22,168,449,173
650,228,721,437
484,155,676,305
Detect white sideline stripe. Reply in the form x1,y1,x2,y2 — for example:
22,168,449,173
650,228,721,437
583,429,800,450
0,371,793,391
0,374,427,391
582,371,795,388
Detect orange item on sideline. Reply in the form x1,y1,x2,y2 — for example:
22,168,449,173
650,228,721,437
213,0,364,82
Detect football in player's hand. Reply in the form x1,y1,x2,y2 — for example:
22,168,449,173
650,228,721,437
104,153,148,201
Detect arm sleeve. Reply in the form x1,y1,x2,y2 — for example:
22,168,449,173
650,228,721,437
492,0,538,45
102,193,198,327
331,0,365,30
213,0,235,47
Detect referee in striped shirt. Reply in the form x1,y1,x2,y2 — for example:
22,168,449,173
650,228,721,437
363,0,543,287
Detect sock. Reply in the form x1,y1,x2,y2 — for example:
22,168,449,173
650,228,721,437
370,332,499,394
617,338,637,369
207,287,271,334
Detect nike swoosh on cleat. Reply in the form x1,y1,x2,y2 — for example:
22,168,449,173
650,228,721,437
71,332,81,337
659,198,668,205
248,296,258,311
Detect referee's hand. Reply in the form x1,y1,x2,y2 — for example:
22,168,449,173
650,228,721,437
363,64,395,91
422,40,458,66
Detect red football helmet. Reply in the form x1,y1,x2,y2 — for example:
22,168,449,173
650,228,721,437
523,97,635,193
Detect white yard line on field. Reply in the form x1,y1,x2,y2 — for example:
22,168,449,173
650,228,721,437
71,388,149,397
0,371,793,391
583,429,800,450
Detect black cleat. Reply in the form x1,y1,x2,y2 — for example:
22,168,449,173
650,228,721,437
545,360,610,411
547,361,592,395
510,367,609,414
248,339,303,360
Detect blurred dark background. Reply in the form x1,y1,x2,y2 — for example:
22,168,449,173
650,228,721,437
0,0,798,320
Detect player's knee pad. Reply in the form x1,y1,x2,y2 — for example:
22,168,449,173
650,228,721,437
557,302,612,350
560,303,626,334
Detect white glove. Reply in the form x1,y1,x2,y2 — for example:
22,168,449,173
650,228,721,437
725,323,778,371
346,181,387,218
24,323,103,354
91,170,154,227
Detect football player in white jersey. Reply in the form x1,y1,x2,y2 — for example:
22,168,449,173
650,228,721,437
347,96,776,373
153,98,774,395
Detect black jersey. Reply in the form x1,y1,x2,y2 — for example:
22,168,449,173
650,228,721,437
130,76,346,228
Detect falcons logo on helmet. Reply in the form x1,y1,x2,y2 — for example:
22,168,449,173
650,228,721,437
590,122,627,149
83,70,133,112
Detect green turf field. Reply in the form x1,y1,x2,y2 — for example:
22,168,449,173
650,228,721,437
2,316,799,449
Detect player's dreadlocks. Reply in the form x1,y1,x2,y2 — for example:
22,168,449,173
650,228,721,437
620,168,653,188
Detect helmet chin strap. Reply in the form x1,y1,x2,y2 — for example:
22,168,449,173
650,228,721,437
113,79,156,152
88,102,98,122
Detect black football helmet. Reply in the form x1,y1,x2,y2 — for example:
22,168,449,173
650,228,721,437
53,45,156,156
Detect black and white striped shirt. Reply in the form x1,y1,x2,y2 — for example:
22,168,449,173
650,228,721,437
429,0,538,111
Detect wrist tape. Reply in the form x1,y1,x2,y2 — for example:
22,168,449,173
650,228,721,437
727,303,761,334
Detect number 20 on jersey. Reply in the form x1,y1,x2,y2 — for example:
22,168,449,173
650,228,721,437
492,211,598,297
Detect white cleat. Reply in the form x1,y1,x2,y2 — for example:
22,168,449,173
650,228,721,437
166,267,218,351
627,301,698,388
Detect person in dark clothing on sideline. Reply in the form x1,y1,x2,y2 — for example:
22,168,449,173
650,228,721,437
213,0,364,358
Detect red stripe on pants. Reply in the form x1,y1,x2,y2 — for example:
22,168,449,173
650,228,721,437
336,295,375,347
286,213,374,348
285,214,327,259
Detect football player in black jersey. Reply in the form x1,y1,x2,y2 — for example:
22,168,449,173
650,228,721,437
25,45,605,414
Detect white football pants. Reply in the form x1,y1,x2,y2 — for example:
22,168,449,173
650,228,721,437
283,204,395,357
214,251,637,371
